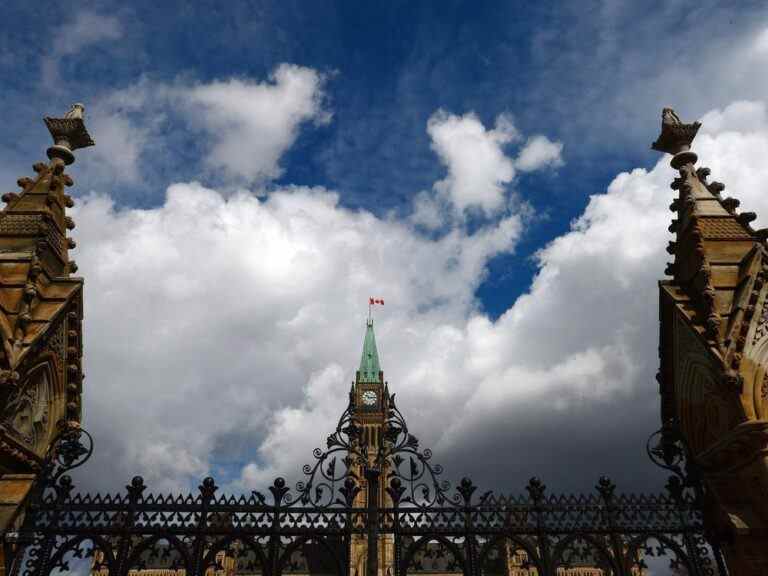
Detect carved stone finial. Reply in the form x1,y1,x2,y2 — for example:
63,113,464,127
662,108,682,125
63,103,85,120
44,103,94,166
652,108,701,168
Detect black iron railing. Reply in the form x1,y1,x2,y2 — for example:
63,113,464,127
5,394,726,576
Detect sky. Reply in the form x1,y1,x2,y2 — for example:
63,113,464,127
3,0,768,499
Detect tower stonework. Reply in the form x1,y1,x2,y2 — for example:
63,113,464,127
349,319,394,576
0,107,90,575
654,109,768,573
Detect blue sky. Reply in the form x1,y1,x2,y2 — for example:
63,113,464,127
4,0,768,495
9,0,765,315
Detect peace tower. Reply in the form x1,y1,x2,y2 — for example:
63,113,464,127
348,319,394,576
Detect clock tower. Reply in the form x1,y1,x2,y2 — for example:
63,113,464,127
349,318,393,576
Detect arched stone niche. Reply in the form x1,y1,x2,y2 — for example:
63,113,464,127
678,355,728,455
745,337,768,421
2,358,64,456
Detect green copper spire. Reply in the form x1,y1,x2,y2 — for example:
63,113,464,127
357,319,382,383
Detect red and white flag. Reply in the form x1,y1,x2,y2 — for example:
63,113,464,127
369,298,384,305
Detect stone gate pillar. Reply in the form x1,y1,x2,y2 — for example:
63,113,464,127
654,108,768,574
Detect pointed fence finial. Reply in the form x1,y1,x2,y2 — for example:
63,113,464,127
651,107,701,169
44,103,95,165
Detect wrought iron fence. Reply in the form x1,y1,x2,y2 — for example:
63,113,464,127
4,393,727,576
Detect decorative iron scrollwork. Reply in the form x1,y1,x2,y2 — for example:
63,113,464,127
31,423,93,492
382,395,457,508
5,395,727,576
296,392,458,509
647,420,702,506
295,392,364,507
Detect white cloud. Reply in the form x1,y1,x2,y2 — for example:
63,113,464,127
753,26,768,56
54,12,123,56
22,13,757,491
409,190,445,230
76,64,331,187
29,10,764,491
428,111,518,215
73,180,522,491
80,83,158,184
69,98,768,494
240,158,673,488
516,135,564,172
74,65,328,187
180,65,330,182
698,100,768,137
427,111,563,217
235,100,768,490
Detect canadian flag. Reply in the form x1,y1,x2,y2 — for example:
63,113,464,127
369,298,384,305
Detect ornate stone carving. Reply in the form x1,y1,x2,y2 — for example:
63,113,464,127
48,322,66,383
675,316,727,453
651,108,701,167
698,421,768,475
752,294,768,346
63,103,84,120
737,212,758,226
722,197,740,213
696,166,711,183
708,181,725,196
3,312,67,451
762,373,768,402
1,367,53,452
43,103,94,165
0,431,41,471
0,214,43,235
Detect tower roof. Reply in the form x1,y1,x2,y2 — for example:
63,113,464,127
0,161,82,372
357,319,382,383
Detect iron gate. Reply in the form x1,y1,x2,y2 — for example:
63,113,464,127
4,393,727,576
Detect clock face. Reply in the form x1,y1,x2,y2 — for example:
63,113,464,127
362,390,378,406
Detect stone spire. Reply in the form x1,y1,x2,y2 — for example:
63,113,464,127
655,108,768,575
350,318,391,576
0,105,92,571
1,103,93,280
657,108,758,359
357,319,382,383
0,104,91,467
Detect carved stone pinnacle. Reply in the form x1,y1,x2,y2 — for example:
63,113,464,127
44,103,94,165
651,108,701,168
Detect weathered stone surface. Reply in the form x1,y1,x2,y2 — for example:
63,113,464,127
709,265,740,288
656,108,768,573
701,240,754,263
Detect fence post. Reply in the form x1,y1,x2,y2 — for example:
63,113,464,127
526,478,550,576
31,474,72,576
596,477,626,576
268,478,290,576
115,476,145,576
456,479,476,576
191,477,216,576
365,467,380,576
